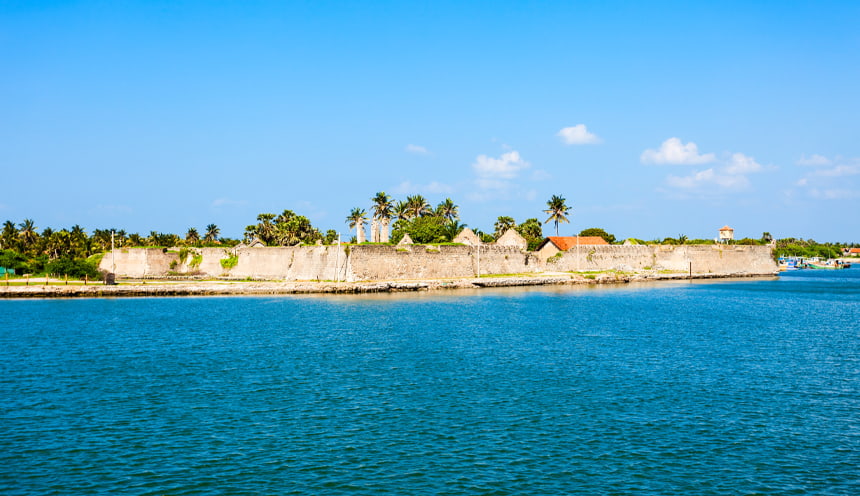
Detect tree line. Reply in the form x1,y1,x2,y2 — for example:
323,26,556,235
4,193,852,277
0,220,231,277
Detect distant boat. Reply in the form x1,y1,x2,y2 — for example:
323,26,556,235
807,259,848,270
778,257,806,270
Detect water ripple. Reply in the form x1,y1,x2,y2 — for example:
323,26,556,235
1,273,859,494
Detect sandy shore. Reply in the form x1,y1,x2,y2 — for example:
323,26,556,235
0,271,778,298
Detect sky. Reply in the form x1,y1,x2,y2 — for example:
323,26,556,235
2,0,859,242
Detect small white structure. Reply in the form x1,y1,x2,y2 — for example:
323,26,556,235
496,229,528,249
397,233,414,246
453,228,483,246
719,225,734,243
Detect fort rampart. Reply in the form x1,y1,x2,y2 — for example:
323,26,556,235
100,244,777,281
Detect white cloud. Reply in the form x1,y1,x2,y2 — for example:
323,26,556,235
796,154,831,166
211,198,247,208
665,168,750,191
655,145,770,194
392,180,453,195
472,150,530,190
794,156,860,200
810,164,860,178
557,124,601,145
405,144,430,155
641,137,716,165
808,188,860,200
724,153,764,175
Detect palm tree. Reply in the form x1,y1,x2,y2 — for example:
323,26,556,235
204,224,220,243
67,225,87,257
115,230,127,248
543,194,571,236
371,192,394,243
275,209,296,225
185,228,200,245
1,220,19,250
442,221,467,242
47,229,72,259
243,225,259,243
18,219,38,254
392,200,410,221
255,213,276,245
406,194,431,218
128,233,144,246
346,208,368,243
436,198,459,222
494,216,516,239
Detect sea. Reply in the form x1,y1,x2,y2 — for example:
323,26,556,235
1,270,858,495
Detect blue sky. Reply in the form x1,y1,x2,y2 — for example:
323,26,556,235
2,1,859,242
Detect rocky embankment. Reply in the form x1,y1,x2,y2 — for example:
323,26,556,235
0,271,778,298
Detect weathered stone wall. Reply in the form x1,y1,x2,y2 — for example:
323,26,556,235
101,243,776,280
228,246,347,280
348,245,540,280
98,248,178,277
546,244,777,274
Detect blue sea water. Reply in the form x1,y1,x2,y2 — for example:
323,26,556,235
1,271,859,495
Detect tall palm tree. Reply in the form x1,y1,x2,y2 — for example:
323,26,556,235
392,200,410,221
494,216,516,239
256,213,276,245
185,228,200,245
406,194,431,218
543,194,571,236
346,208,368,243
243,225,259,243
115,230,127,248
1,220,19,250
204,224,220,243
436,198,459,222
69,225,87,257
276,209,296,225
91,229,111,252
18,219,38,254
128,233,143,246
371,192,394,243
47,229,71,259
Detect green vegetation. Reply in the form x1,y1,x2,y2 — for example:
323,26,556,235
246,210,322,246
579,227,616,244
543,194,571,236
391,216,453,244
220,252,239,270
384,196,466,244
45,257,100,279
773,238,842,259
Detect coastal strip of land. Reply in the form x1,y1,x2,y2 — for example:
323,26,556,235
0,271,778,298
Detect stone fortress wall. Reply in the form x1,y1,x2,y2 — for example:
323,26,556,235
546,244,778,274
101,243,777,281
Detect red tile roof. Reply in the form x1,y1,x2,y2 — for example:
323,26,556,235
849,248,860,254
544,236,609,250
719,225,734,231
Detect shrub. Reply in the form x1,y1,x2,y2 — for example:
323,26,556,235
220,253,239,270
45,258,100,279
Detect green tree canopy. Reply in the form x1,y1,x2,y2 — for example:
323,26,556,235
579,228,616,244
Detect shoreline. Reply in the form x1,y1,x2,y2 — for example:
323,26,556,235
0,271,779,298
